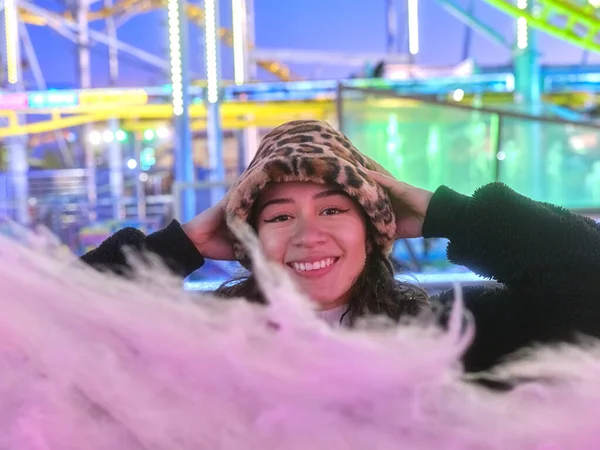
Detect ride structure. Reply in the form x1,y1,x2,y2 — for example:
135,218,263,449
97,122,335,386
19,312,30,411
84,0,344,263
1,0,600,229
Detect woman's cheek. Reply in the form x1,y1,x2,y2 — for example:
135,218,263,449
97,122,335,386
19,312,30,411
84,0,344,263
258,227,289,261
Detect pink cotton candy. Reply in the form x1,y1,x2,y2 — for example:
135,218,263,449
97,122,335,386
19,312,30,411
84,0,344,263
0,222,599,449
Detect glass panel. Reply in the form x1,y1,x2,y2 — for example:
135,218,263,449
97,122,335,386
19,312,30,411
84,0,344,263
499,116,600,209
340,89,498,195
341,87,600,210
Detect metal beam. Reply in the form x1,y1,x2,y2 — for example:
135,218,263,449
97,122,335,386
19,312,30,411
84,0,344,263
20,4,79,41
21,1,170,72
435,0,510,49
19,21,74,167
18,21,45,89
105,0,119,84
76,0,97,222
249,48,410,66
513,0,542,199
1,0,29,225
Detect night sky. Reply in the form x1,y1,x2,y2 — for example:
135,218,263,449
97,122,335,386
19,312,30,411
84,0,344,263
26,0,593,89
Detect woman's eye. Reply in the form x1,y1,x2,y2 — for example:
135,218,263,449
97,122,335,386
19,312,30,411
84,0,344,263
322,207,349,216
264,214,292,223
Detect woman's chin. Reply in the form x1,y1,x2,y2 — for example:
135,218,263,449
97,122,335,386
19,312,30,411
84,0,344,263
306,291,348,310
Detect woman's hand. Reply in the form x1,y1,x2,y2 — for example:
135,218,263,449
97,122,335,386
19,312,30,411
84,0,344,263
368,169,433,239
181,197,237,260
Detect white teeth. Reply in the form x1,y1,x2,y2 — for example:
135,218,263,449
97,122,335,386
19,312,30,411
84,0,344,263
292,258,335,272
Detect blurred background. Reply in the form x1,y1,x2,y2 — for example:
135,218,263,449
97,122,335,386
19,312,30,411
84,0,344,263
1,0,600,291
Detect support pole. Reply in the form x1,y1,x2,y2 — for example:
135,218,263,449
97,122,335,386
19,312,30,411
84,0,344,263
77,0,97,221
386,0,398,53
461,0,475,61
169,0,195,221
513,0,542,199
407,0,420,63
107,126,125,220
133,137,146,221
233,0,258,169
19,21,73,168
206,0,225,204
2,0,29,225
105,0,125,220
105,0,119,85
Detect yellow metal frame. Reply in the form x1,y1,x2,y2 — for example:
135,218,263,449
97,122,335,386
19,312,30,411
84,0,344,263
483,0,600,52
1,91,593,138
0,100,335,137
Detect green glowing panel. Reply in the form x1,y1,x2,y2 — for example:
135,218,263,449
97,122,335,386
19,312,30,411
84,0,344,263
341,95,496,195
340,89,600,209
499,117,600,209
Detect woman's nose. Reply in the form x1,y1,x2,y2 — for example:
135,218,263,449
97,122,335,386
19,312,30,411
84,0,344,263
290,216,326,248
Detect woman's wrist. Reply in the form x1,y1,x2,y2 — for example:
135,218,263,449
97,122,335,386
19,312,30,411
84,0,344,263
421,186,470,239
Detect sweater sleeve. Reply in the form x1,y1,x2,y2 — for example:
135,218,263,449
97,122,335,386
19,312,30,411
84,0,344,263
422,182,600,283
423,183,600,372
80,220,205,278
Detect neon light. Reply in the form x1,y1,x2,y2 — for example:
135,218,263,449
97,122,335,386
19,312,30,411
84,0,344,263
168,0,184,115
102,130,115,143
156,127,170,139
205,0,219,103
408,0,419,56
79,89,148,106
4,0,19,84
115,129,127,142
89,131,102,145
517,0,528,49
232,0,246,86
0,93,28,109
28,92,78,109
452,89,465,101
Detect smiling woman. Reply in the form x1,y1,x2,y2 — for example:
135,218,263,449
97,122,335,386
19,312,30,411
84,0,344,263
82,119,600,375
212,120,428,324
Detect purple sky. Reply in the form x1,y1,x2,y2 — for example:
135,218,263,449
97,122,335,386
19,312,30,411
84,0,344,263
25,0,593,89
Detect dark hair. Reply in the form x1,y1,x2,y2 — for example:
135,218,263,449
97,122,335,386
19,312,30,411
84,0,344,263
213,245,430,326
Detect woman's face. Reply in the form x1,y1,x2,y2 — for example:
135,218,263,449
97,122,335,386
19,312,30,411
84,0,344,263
255,182,368,310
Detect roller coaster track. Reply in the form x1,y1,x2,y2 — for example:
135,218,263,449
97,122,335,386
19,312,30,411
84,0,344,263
483,0,600,52
18,0,293,81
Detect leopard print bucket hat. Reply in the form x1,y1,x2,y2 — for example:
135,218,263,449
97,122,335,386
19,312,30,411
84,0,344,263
225,120,396,261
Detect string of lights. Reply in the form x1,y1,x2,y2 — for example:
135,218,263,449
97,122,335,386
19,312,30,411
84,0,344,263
204,0,219,103
4,0,19,84
167,0,183,115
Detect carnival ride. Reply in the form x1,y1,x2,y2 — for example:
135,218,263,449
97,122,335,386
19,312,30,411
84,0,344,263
2,0,600,141
2,0,600,278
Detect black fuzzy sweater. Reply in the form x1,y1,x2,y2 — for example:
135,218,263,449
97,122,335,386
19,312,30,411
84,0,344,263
81,183,600,373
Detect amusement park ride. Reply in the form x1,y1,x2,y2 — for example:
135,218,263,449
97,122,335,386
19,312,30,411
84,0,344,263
1,0,600,268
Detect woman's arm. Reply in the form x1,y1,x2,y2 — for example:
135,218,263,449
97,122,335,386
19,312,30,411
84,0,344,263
80,220,205,278
81,199,234,278
424,183,600,372
422,182,600,283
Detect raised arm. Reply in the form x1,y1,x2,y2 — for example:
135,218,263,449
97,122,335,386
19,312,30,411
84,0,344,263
80,220,205,278
423,183,600,372
81,198,235,278
368,171,600,372
422,183,600,284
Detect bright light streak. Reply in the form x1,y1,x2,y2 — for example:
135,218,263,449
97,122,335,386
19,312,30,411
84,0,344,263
205,0,219,103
